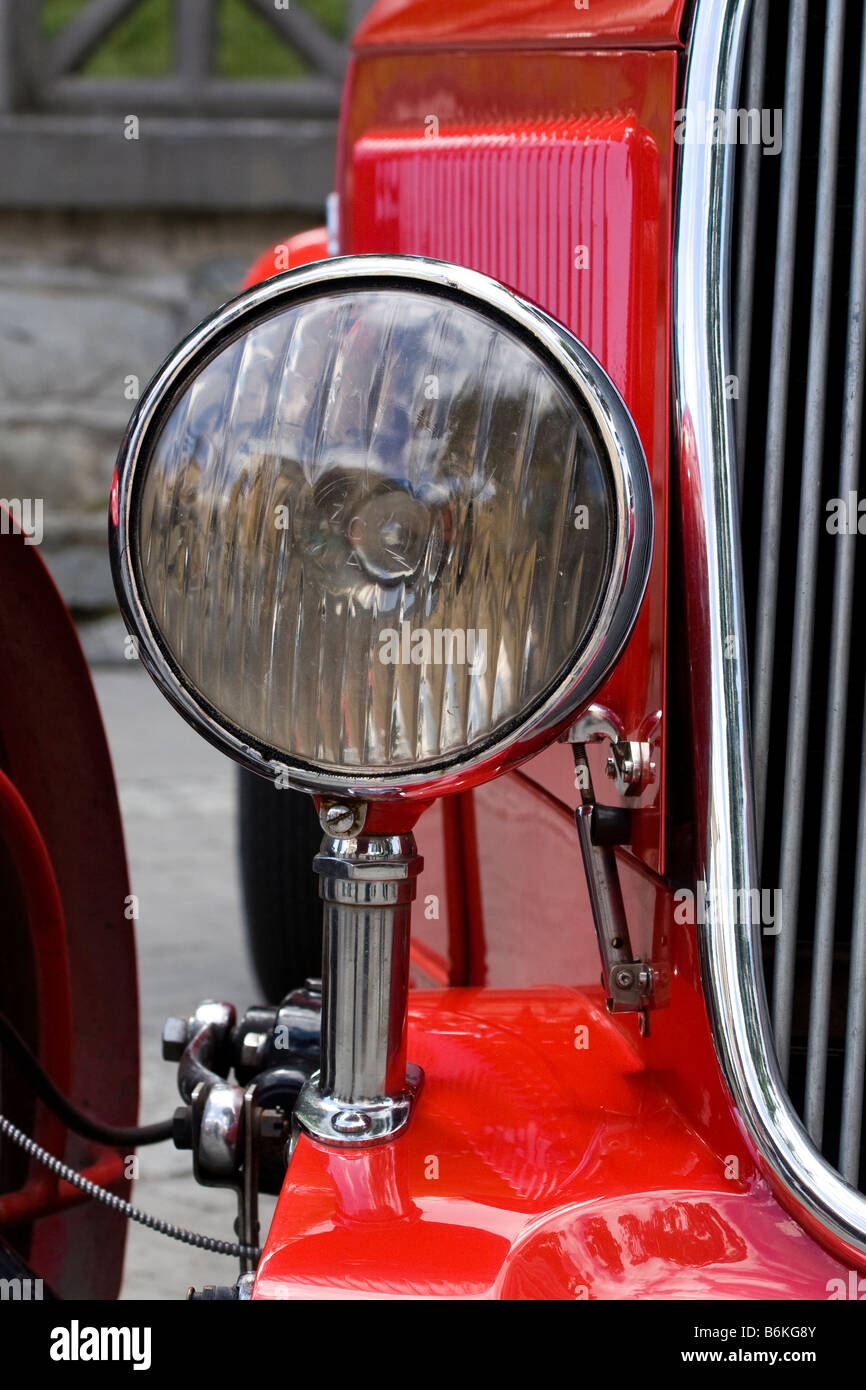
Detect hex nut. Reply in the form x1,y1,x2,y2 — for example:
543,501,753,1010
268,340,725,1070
172,1105,194,1150
240,1031,267,1071
331,1109,372,1136
162,1016,188,1061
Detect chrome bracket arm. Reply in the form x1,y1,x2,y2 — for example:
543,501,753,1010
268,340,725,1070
574,804,653,1015
569,741,658,1028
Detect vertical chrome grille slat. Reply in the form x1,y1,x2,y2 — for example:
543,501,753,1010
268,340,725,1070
838,0,866,1179
751,0,809,858
772,0,848,1080
842,714,866,1178
733,0,770,498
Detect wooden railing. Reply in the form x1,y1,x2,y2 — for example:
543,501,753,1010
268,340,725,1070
0,0,370,211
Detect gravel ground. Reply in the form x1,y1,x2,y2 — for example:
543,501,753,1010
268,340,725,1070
91,663,278,1301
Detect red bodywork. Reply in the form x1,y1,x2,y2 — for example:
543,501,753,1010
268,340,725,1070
355,0,689,51
0,524,138,1298
244,2,863,1298
258,991,850,1299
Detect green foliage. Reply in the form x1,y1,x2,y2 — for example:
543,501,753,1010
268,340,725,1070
42,0,173,75
41,0,346,78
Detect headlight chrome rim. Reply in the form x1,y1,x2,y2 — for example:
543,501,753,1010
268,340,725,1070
111,254,653,801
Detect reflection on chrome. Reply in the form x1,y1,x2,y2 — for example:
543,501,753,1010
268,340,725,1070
674,0,866,1257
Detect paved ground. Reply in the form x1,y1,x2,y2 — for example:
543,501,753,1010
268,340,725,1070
91,663,278,1301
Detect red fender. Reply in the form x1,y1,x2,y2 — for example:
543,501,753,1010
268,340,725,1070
0,524,137,1299
241,226,330,289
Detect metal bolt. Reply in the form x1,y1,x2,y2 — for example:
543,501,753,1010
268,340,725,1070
259,1109,286,1140
323,804,359,835
613,967,634,991
605,741,649,791
620,757,638,784
331,1109,372,1136
162,1016,188,1061
240,1031,267,1071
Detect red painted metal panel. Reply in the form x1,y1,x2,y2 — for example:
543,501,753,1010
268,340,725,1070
344,52,675,875
468,773,601,989
353,116,654,405
410,800,451,986
355,0,688,53
255,988,850,1299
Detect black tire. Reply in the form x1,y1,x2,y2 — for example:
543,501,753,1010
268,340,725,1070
237,768,324,1003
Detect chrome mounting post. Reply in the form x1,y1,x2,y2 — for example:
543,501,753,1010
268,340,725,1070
294,801,424,1146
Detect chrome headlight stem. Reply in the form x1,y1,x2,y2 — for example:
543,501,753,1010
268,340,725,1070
295,831,423,1146
674,0,866,1258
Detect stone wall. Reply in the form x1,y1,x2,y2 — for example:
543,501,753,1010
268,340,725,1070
0,209,313,654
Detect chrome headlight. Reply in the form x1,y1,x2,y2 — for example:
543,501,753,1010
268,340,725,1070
111,256,652,800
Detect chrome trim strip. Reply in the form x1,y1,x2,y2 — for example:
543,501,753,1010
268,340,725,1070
750,0,809,858
111,254,652,802
732,0,769,495
837,0,866,1184
673,0,866,1258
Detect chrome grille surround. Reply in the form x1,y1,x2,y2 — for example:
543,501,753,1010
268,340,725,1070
674,0,866,1258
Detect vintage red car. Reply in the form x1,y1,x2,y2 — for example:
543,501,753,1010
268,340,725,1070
2,0,866,1316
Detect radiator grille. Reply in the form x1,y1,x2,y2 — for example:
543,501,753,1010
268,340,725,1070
734,0,866,1186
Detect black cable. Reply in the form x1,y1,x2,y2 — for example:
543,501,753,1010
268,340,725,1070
0,1114,258,1260
0,1009,173,1147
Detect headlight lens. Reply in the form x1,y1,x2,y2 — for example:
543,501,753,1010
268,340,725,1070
113,257,651,797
